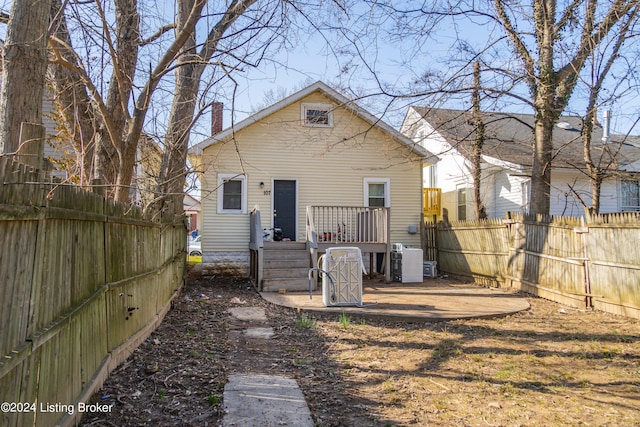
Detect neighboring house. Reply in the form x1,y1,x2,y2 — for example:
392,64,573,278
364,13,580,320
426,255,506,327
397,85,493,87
189,81,433,280
133,135,203,234
184,193,202,234
0,72,67,177
401,107,640,220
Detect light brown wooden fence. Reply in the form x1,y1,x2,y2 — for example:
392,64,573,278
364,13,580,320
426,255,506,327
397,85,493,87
436,214,640,319
437,218,509,286
0,157,186,427
583,213,640,319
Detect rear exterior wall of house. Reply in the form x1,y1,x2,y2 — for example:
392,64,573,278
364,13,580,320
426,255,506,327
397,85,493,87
199,91,425,275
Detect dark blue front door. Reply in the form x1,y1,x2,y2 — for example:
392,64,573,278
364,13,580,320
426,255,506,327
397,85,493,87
273,180,296,241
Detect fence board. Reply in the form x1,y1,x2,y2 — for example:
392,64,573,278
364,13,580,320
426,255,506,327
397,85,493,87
587,223,640,318
0,219,38,357
35,320,80,427
0,343,39,427
423,221,437,261
435,214,640,319
78,292,109,389
437,220,508,282
0,157,186,427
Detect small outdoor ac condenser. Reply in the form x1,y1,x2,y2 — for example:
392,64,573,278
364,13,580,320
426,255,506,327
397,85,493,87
322,247,365,307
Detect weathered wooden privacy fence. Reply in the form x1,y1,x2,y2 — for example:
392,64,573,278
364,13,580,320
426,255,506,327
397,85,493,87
436,214,640,320
0,157,186,427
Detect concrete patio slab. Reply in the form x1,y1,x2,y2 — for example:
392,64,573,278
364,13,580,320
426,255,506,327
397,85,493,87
261,278,530,322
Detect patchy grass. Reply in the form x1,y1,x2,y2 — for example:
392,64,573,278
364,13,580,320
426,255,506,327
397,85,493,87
309,297,640,426
338,312,351,328
81,278,640,427
295,314,316,329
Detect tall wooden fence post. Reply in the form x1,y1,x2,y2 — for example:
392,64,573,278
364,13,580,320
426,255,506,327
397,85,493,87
92,178,105,197
575,217,592,308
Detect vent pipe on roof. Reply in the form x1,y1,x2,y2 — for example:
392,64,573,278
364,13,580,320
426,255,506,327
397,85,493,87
212,102,223,136
602,110,611,143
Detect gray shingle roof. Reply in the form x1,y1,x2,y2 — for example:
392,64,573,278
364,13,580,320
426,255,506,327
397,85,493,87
413,107,640,171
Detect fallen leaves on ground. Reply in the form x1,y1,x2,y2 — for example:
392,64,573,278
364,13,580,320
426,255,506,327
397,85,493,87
81,274,640,426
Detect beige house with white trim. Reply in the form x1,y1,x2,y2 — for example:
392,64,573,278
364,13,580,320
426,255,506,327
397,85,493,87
190,81,433,286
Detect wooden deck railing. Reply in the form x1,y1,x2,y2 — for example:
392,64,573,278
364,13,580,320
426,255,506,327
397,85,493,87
424,187,441,217
306,205,391,282
306,205,389,245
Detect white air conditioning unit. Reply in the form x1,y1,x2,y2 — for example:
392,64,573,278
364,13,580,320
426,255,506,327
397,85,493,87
322,247,365,307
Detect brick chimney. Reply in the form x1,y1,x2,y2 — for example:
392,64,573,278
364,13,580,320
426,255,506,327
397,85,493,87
211,102,223,135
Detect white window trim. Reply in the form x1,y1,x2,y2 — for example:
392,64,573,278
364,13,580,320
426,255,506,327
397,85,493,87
521,180,531,214
301,103,333,127
426,164,438,188
620,178,640,212
363,178,391,207
456,184,467,221
217,173,247,214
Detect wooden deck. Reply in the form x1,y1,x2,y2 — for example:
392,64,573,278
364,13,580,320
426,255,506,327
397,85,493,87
250,205,393,289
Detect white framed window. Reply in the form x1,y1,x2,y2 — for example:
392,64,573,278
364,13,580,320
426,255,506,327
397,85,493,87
301,103,333,127
364,178,390,207
621,179,640,212
521,180,531,214
217,173,247,214
457,186,467,220
425,164,438,188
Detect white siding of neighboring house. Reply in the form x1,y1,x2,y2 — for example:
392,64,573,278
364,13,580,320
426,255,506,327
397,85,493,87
42,95,58,157
548,169,640,216
479,167,497,218
0,76,66,177
599,178,621,213
403,109,530,222
549,169,592,217
408,117,474,221
403,107,640,219
484,167,529,218
199,91,425,271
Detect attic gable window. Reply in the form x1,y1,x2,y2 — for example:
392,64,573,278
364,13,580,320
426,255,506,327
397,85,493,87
302,103,333,127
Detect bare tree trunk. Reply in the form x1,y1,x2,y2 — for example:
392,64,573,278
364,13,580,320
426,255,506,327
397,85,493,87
49,0,97,185
527,0,559,217
154,0,260,214
160,67,199,214
114,0,210,204
494,0,638,216
0,0,51,153
154,0,199,213
590,175,603,216
582,7,636,215
530,116,556,216
472,61,487,219
97,0,140,200
48,0,140,194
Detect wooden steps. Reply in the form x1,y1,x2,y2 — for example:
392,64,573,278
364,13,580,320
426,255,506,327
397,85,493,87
261,241,312,292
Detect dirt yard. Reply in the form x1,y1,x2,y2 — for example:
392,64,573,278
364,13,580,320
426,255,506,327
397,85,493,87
80,272,640,426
